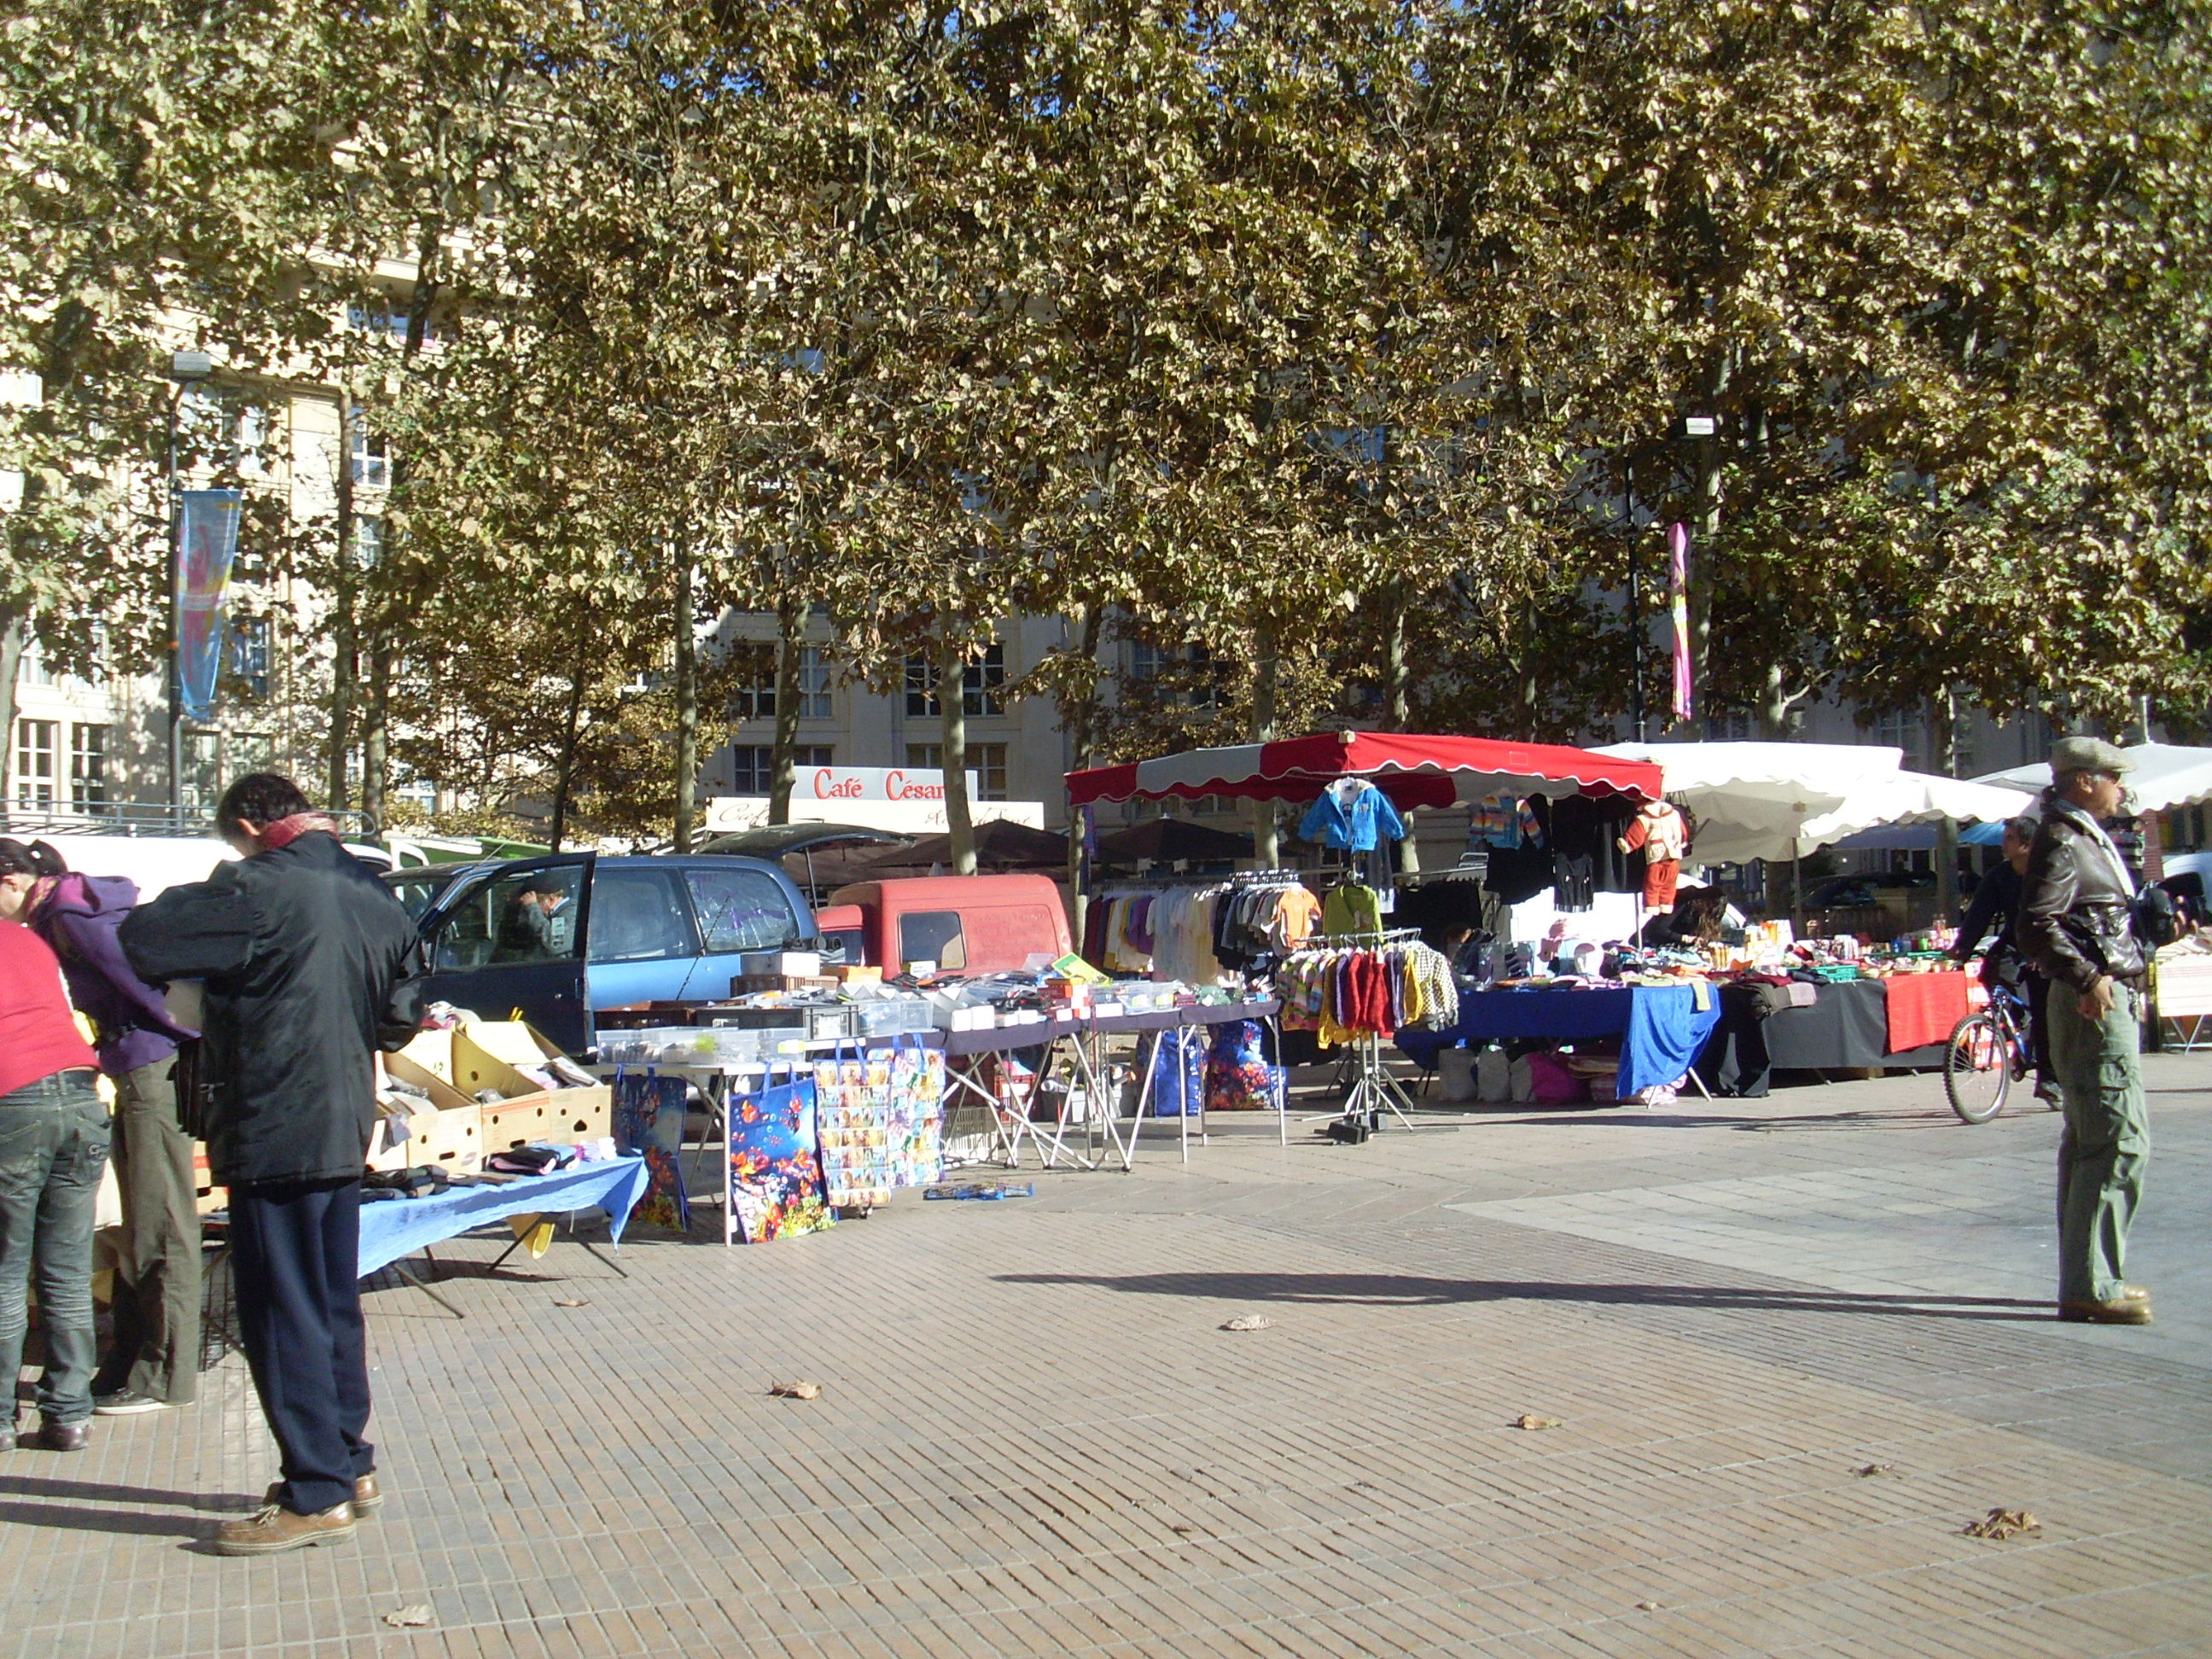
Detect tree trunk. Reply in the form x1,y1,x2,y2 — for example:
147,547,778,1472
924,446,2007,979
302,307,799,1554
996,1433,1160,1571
327,395,356,809
1382,584,1411,730
938,633,976,876
672,539,698,853
1249,621,1280,868
1932,691,1960,928
1758,660,1793,740
361,632,391,831
550,615,589,852
766,591,804,825
1062,603,1104,904
0,605,24,807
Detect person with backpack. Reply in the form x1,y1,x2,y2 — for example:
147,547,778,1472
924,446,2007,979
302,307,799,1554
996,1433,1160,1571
0,838,201,1415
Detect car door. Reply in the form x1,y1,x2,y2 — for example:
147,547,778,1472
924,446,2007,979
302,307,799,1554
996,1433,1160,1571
416,854,594,1054
675,860,810,1000
584,863,703,1010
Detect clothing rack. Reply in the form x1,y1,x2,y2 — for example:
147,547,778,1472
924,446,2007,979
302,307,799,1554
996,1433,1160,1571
1289,929,1431,1129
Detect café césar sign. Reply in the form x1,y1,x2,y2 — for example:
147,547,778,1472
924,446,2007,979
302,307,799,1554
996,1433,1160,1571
707,766,1045,834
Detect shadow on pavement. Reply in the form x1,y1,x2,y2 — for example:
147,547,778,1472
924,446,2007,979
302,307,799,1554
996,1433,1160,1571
0,1499,207,1537
996,1270,2057,1322
0,1474,253,1511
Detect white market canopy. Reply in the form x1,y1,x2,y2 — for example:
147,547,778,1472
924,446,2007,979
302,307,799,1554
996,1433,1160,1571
1971,742,2212,815
1592,741,2024,864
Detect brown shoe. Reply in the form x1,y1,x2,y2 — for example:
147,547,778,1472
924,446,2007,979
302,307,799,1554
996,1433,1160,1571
2059,1297,2153,1324
262,1473,381,1515
212,1502,356,1557
2120,1284,2151,1301
30,1420,90,1452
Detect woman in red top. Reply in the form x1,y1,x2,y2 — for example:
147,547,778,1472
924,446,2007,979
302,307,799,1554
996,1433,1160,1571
0,917,110,1450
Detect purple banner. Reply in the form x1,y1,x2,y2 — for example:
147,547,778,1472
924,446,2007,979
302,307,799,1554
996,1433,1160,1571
178,489,242,723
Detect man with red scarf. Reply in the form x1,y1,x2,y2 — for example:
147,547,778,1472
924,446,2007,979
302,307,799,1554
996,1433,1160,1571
120,775,422,1555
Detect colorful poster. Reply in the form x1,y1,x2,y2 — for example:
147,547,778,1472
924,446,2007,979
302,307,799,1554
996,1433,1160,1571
726,1075,834,1244
814,1052,898,1209
611,1071,690,1232
178,488,242,723
888,1041,946,1185
1668,521,1694,723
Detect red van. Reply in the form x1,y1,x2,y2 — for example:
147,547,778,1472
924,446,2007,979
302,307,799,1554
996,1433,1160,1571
813,874,1072,975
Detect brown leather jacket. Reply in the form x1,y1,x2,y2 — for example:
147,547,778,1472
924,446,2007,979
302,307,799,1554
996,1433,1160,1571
2016,791,2145,992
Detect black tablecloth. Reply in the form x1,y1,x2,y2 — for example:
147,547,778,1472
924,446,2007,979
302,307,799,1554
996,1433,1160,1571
1697,979,1947,1097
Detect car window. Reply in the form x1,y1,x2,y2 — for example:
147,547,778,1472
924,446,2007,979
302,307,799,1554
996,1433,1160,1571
383,870,457,923
431,866,585,972
898,909,967,971
683,865,799,954
588,866,697,963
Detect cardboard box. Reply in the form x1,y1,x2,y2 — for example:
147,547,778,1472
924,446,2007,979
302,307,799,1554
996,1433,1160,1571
480,1086,613,1153
189,1144,225,1217
451,1020,611,1151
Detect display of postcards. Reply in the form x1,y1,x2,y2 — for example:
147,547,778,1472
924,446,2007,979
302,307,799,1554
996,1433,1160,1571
612,1070,690,1232
725,1076,834,1244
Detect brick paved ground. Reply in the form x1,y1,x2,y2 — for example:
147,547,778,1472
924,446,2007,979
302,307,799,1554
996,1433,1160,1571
6,1053,2209,1659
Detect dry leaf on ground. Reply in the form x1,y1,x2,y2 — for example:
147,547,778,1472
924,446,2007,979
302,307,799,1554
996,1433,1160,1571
551,1299,589,1308
381,1606,434,1628
1854,1464,1898,1478
1220,1313,1274,1332
770,1380,823,1400
1511,1414,1563,1431
1635,1601,1662,1612
1962,1507,2040,1540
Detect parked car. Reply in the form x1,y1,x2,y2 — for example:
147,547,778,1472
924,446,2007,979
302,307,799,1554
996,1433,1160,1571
816,873,1071,975
395,852,820,1053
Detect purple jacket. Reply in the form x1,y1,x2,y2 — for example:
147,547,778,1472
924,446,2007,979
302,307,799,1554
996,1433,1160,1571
31,872,198,1077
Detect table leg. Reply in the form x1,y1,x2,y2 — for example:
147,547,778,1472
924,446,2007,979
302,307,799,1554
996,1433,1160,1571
381,1256,468,1319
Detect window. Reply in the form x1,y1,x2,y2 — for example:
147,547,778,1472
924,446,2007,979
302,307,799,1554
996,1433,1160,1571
69,725,109,814
347,299,436,345
433,864,586,971
19,644,51,687
796,647,832,719
683,866,800,954
13,719,55,806
353,516,384,570
586,866,696,963
904,642,1005,717
725,744,834,795
905,742,1008,800
1872,709,1925,771
1709,713,1758,742
898,911,967,972
230,619,271,700
349,423,391,487
1128,642,1219,707
731,645,833,723
181,732,221,811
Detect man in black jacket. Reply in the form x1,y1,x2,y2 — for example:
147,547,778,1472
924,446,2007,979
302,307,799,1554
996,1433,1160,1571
1951,817,2061,1108
120,775,422,1553
2016,739,2153,1326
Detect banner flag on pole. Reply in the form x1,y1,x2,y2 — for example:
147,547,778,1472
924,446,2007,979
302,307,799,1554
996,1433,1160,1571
1667,521,1694,723
178,488,242,724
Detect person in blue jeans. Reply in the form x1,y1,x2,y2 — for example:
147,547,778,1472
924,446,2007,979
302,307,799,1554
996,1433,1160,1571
0,917,111,1451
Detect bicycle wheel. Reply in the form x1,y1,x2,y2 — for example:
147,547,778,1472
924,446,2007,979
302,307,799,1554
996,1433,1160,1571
1944,1011,2011,1123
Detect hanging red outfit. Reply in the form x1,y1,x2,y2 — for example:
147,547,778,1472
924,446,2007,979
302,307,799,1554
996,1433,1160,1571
1618,801,1688,913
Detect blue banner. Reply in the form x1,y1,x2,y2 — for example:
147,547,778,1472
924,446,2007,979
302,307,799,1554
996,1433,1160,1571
178,488,242,723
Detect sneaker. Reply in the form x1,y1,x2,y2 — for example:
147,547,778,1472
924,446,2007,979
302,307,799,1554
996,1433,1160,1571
92,1391,172,1417
212,1502,356,1557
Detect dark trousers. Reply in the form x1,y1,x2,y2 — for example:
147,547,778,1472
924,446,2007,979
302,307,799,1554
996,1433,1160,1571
0,1070,109,1427
2025,972,2060,1098
92,1060,201,1404
227,1177,373,1514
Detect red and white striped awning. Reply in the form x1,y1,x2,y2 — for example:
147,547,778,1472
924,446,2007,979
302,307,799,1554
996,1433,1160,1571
1066,731,1663,810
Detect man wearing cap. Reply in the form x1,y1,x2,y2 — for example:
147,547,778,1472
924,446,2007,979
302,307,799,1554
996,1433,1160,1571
2017,737,2154,1324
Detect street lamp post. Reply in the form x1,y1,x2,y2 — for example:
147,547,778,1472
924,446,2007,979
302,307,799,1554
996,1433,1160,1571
166,350,212,820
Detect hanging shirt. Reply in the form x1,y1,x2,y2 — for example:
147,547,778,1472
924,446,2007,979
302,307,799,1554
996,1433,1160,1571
1322,883,1385,939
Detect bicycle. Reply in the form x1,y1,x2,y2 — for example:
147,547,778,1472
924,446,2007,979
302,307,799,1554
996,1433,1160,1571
1943,978,2034,1124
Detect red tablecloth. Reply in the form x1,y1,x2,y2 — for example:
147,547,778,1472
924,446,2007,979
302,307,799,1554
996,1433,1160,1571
1882,971,1972,1052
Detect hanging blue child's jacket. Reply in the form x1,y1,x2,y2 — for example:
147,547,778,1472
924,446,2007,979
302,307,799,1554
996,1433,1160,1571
1297,781,1408,851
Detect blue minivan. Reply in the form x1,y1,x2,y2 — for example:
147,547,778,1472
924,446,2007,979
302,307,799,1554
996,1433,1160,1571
390,852,819,1055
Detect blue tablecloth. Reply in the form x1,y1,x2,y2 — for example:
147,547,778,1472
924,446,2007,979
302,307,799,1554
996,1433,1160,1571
1394,986,1724,1095
357,1156,649,1278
